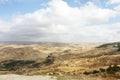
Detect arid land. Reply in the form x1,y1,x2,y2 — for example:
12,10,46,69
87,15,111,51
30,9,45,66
0,42,119,80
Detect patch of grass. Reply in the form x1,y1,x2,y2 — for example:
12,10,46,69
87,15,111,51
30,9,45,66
1,60,39,71
83,65,120,78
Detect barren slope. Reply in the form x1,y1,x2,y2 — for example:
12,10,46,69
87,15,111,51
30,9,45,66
0,42,119,79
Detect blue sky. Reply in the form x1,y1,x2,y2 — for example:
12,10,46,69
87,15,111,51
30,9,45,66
0,0,109,21
0,0,120,42
0,0,49,20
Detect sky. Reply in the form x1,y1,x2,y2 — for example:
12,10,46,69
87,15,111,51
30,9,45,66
0,0,120,42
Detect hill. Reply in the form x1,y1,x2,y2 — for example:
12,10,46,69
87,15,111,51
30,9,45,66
0,42,119,79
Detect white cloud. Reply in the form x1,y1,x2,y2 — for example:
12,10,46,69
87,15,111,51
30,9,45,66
1,0,120,42
83,23,120,42
13,0,116,27
107,0,120,4
0,20,11,32
0,19,12,41
114,5,120,15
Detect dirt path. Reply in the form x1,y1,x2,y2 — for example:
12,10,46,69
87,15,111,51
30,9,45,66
0,74,56,80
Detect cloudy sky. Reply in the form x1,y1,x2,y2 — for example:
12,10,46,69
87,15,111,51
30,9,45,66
0,0,120,42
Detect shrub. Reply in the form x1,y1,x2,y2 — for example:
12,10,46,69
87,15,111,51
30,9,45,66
92,70,99,74
99,68,105,73
106,65,120,74
112,65,120,72
117,43,120,51
43,54,55,65
83,71,91,75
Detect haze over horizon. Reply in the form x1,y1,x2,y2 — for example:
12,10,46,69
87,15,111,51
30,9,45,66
0,0,120,42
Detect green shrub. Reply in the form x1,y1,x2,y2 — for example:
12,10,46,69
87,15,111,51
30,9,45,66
99,68,105,73
117,43,120,51
106,65,120,74
83,71,91,75
92,70,99,74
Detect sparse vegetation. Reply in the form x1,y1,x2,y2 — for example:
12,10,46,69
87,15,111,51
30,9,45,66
92,70,99,74
106,65,120,74
83,65,120,78
97,42,120,48
99,68,105,73
117,43,120,51
83,71,91,75
43,53,55,65
2,60,37,71
0,42,119,79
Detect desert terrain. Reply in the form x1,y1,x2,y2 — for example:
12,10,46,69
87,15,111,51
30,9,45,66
0,42,119,80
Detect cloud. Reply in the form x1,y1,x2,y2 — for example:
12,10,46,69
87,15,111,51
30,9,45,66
0,19,12,41
0,20,11,32
0,0,120,42
107,0,120,4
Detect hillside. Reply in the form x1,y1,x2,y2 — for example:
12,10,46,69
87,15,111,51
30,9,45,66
0,42,119,79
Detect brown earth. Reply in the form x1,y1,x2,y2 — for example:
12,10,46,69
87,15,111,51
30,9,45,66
0,42,119,79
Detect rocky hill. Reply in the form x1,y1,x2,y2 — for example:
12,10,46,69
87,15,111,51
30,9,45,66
0,42,119,79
